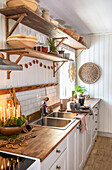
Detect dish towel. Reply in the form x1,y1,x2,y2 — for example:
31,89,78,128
76,114,87,133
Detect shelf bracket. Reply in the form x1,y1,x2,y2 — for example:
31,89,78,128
53,61,65,77
7,53,24,79
53,37,68,48
5,13,27,39
75,49,84,58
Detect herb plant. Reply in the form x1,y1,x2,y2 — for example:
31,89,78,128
47,38,57,52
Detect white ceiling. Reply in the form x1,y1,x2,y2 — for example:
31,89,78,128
38,0,112,34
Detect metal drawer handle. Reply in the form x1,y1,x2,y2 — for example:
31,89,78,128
95,114,98,116
56,149,61,153
56,165,61,169
95,121,98,123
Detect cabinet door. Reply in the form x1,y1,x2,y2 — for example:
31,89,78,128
77,127,86,170
67,127,77,170
85,115,92,159
50,150,67,170
92,105,99,142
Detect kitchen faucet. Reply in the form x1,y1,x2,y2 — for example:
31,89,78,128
40,97,49,118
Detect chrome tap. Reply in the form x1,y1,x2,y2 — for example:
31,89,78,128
40,97,49,118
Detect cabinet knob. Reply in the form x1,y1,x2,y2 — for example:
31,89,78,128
95,114,98,116
56,165,61,169
95,128,97,130
56,149,61,153
95,121,97,123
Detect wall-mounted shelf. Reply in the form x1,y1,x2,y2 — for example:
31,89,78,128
0,48,73,62
0,5,87,50
0,83,58,95
0,48,73,79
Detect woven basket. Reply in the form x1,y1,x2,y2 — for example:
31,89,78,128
78,62,100,84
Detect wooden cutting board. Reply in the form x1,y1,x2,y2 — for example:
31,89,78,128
67,110,90,113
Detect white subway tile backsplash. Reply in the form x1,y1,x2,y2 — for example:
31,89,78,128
0,86,59,115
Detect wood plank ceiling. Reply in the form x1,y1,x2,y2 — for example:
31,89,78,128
38,0,112,34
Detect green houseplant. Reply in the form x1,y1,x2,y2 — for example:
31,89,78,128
47,38,57,54
75,85,87,95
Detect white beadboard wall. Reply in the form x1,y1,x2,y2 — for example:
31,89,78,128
77,33,112,133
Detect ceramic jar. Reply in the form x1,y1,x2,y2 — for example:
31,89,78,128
42,10,50,22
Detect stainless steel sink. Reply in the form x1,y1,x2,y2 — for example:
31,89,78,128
31,117,75,129
48,112,76,119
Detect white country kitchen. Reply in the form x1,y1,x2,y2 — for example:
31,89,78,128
0,0,111,170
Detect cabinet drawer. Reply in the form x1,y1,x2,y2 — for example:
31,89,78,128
50,149,67,170
41,137,67,170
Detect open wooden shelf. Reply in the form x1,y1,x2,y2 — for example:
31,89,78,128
0,83,58,95
0,5,87,50
0,48,73,79
0,48,73,62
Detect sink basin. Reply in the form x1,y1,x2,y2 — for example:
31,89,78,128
31,117,75,129
48,112,77,119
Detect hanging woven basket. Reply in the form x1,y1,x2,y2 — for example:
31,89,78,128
78,62,100,84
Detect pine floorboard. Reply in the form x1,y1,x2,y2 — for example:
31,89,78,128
83,136,112,170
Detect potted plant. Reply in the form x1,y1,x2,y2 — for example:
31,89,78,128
75,85,87,106
47,38,57,55
75,85,87,96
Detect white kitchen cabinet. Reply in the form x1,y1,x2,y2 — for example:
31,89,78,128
76,124,86,170
41,137,67,170
67,126,78,170
50,149,67,170
92,104,99,142
85,114,93,160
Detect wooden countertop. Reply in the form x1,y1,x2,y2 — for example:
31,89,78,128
84,98,101,108
0,120,80,162
0,98,100,162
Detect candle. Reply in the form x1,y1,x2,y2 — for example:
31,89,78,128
13,107,15,117
17,105,20,117
6,109,8,120
16,109,18,118
17,157,19,169
1,164,3,170
0,107,2,120
3,104,5,123
8,103,10,119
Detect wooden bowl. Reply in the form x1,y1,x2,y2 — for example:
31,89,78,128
50,19,59,27
6,0,38,11
0,124,25,136
7,35,38,48
72,33,80,41
64,29,74,36
58,27,65,32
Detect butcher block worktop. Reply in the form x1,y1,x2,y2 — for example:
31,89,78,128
0,119,80,162
0,98,100,162
84,98,101,108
